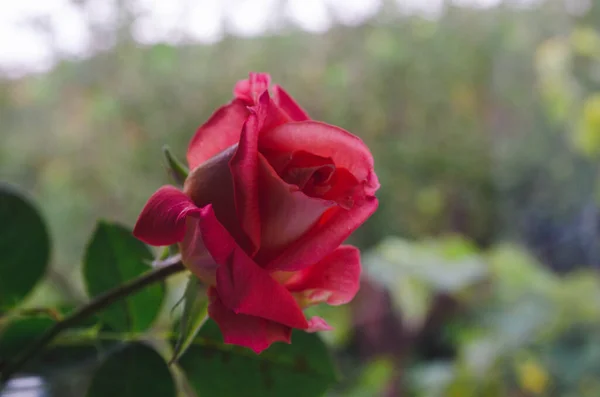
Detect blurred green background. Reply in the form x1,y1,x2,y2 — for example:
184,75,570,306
2,0,600,395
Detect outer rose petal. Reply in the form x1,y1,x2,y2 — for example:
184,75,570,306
133,185,200,246
179,216,216,285
273,84,310,121
186,99,249,170
306,317,333,333
265,196,378,271
184,145,253,254
257,153,336,258
216,247,309,329
196,203,308,329
229,97,266,254
286,245,361,306
179,204,236,285
194,204,237,265
208,288,291,354
259,121,380,194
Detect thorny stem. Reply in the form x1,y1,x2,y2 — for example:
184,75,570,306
0,261,186,383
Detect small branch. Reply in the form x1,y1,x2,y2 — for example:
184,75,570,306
0,261,186,383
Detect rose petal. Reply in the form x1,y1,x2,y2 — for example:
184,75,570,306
179,216,217,285
208,287,292,354
259,121,380,194
234,72,272,105
228,95,269,255
186,99,249,170
273,84,310,121
194,204,238,265
286,245,361,306
216,246,309,330
133,185,200,246
194,204,307,330
265,196,378,271
257,153,336,259
280,150,335,190
306,316,333,333
184,145,253,254
321,167,362,209
255,90,292,133
178,203,240,285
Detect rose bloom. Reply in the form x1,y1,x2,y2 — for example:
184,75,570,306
134,73,379,353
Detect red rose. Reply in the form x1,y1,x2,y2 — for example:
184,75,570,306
134,73,379,353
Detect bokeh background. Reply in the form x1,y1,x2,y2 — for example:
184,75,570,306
2,0,600,395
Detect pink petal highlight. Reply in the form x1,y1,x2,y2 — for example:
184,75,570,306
259,121,380,194
133,186,200,246
286,245,361,306
216,247,309,330
273,84,310,121
266,196,378,271
208,288,292,354
186,99,249,170
306,317,333,333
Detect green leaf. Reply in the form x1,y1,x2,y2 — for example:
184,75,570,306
0,185,51,309
86,343,176,397
83,221,165,332
177,320,337,397
162,145,189,185
0,315,54,363
574,94,600,158
364,237,487,297
346,358,395,397
170,276,208,364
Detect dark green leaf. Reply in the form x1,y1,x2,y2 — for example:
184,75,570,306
170,276,208,364
0,315,54,363
83,221,164,332
38,345,104,397
86,343,176,397
0,185,51,309
178,320,337,397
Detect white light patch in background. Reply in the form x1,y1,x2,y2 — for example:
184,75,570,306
396,0,444,19
226,0,281,37
0,0,543,77
131,0,189,44
185,0,223,43
0,376,47,397
49,2,90,57
285,0,332,33
452,0,502,8
329,0,382,26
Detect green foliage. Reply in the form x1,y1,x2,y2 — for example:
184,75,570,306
364,235,487,328
341,358,395,397
171,276,208,364
0,315,54,361
575,94,600,157
86,343,176,397
83,221,165,332
162,145,189,186
0,185,50,309
362,238,600,396
177,320,337,397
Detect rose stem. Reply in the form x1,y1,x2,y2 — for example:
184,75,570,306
0,261,186,383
